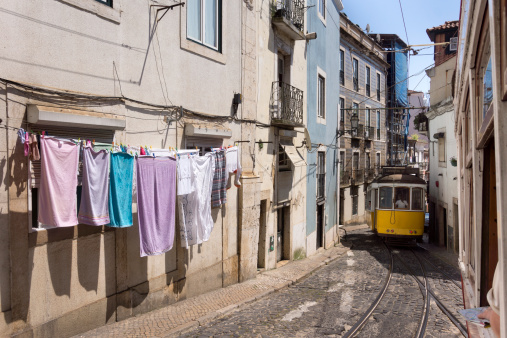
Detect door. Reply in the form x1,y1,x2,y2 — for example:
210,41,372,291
317,204,324,248
277,208,284,262
258,200,267,269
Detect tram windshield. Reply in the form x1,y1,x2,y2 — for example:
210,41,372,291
394,187,410,209
379,187,393,209
412,188,424,210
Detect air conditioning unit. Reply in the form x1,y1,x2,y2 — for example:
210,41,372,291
449,37,458,51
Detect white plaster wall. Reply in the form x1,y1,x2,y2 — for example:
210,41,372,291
428,110,458,215
28,232,116,327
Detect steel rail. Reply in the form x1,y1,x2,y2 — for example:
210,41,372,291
412,250,430,338
394,253,468,337
342,242,394,338
414,248,462,289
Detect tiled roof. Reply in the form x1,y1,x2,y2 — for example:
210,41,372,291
426,20,459,33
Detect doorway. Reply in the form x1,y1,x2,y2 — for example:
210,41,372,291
277,206,290,262
317,204,324,249
257,200,267,269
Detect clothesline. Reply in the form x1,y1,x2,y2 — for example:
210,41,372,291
29,134,243,258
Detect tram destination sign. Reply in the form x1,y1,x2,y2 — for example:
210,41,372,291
382,167,420,176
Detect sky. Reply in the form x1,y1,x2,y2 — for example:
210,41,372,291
341,0,460,95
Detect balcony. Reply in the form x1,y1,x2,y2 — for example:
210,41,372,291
340,171,350,187
272,0,306,40
364,126,375,140
351,124,364,138
364,168,376,182
351,169,364,185
270,81,304,127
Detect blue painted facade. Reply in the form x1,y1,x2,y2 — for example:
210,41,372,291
305,0,342,242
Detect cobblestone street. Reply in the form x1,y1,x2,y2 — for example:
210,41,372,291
74,227,466,337
180,227,465,337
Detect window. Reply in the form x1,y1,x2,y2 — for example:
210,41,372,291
376,152,381,173
353,58,359,91
352,152,359,170
394,187,410,210
366,66,371,97
185,136,223,155
95,0,112,6
317,152,325,200
412,188,424,210
187,0,221,51
318,75,325,118
339,97,345,123
482,57,493,120
438,133,445,163
365,108,370,127
340,151,345,172
376,110,381,139
278,145,291,171
376,73,381,101
318,0,325,19
379,187,393,209
340,50,345,86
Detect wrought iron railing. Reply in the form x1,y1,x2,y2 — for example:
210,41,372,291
340,70,345,86
351,124,364,138
364,168,376,182
271,81,304,126
340,171,350,186
273,0,305,32
364,126,375,139
353,77,359,91
352,169,364,185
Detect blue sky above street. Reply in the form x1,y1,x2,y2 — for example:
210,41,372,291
341,0,460,95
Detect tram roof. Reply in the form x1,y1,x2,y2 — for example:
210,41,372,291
373,174,426,185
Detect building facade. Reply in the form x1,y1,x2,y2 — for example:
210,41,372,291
408,90,430,182
0,1,260,336
425,21,459,252
305,0,344,254
338,13,389,225
454,0,507,336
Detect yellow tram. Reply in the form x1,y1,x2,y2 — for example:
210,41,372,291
366,169,427,242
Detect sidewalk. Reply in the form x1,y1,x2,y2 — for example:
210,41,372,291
74,241,351,337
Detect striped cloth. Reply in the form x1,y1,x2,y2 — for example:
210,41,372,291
211,150,227,207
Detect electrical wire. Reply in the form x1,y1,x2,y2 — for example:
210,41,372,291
398,0,410,47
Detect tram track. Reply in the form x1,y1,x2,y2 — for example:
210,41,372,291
342,242,394,338
394,248,468,337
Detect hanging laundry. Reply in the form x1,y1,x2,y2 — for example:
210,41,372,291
38,137,79,227
150,148,174,157
108,152,134,227
29,133,40,161
211,150,227,207
136,157,177,256
176,153,195,195
24,132,29,157
178,153,216,247
18,128,26,144
140,147,146,156
78,147,110,226
225,146,243,188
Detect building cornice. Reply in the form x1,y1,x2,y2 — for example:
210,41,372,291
425,97,454,120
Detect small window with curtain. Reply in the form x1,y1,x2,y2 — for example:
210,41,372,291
411,188,424,210
379,187,392,209
187,0,221,51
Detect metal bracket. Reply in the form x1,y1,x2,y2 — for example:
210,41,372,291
151,2,185,22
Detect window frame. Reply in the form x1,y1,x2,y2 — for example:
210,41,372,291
365,66,371,97
186,0,222,52
340,49,345,86
339,97,345,123
317,68,327,123
353,58,359,91
376,72,381,101
317,151,326,200
438,131,446,166
376,110,381,140
318,0,326,22
411,187,424,211
394,186,411,210
379,186,393,210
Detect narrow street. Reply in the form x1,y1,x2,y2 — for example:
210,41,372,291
179,227,465,337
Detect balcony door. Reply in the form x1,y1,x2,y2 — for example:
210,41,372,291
278,53,290,85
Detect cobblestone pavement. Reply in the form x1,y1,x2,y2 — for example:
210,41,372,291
74,242,350,338
75,227,466,337
183,228,465,337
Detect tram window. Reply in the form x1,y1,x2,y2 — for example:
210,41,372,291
394,187,410,209
379,187,393,209
412,188,423,210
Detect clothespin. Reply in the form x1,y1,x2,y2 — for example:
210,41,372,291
92,139,95,145
42,131,45,137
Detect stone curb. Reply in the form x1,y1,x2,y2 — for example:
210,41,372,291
166,244,351,336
